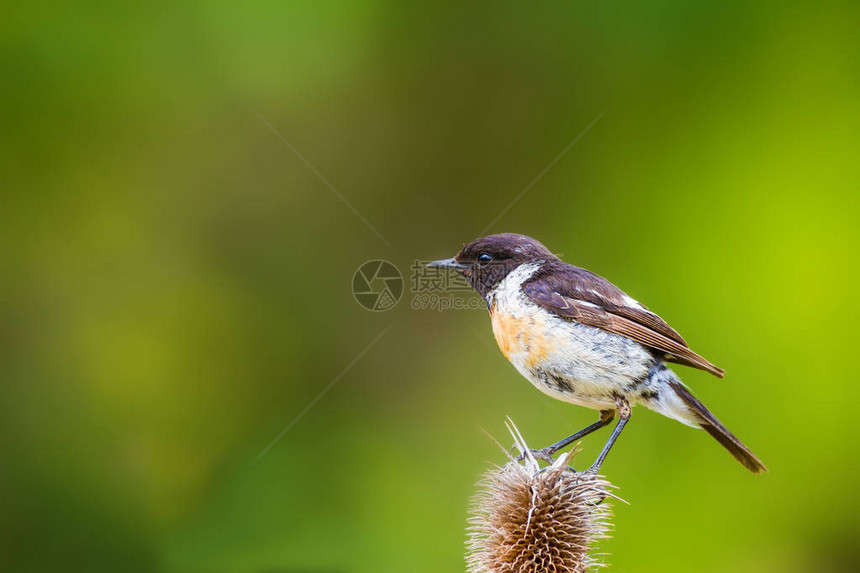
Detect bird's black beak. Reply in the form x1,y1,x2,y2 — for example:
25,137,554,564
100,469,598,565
427,257,467,271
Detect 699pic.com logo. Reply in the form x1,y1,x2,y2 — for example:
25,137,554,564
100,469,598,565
352,260,404,312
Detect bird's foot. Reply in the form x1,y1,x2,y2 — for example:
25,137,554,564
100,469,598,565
531,448,557,464
581,464,601,477
515,447,557,464
585,490,609,506
576,465,608,505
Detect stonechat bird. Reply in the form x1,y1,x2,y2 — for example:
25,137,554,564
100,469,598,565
429,233,766,473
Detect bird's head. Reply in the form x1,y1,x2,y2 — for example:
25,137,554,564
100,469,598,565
428,233,558,298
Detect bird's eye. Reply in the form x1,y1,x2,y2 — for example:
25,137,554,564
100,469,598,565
477,253,493,266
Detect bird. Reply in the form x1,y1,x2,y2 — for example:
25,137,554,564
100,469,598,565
428,233,766,473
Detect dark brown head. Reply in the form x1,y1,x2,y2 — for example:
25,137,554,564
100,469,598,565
428,233,558,298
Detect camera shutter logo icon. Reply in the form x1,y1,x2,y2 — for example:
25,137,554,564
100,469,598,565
352,260,403,312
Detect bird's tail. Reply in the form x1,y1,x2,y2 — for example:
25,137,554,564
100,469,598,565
668,380,767,474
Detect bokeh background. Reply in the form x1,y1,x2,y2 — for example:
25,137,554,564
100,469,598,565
2,2,859,572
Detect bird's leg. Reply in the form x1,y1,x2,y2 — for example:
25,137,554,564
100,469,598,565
585,395,631,474
526,410,615,463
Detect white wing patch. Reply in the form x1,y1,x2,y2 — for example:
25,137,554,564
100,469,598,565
622,294,645,310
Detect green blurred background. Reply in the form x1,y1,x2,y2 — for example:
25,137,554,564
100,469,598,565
2,2,858,572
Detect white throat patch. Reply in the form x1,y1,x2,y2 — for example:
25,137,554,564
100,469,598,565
486,261,544,305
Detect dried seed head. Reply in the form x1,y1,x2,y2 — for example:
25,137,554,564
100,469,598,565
466,422,614,573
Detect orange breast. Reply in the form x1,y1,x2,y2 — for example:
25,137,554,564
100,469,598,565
490,304,551,369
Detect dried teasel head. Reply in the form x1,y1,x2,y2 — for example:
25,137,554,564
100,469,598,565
466,421,616,573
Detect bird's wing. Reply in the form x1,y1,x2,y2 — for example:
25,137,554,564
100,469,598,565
523,266,725,378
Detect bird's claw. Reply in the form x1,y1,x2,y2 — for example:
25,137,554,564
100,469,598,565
581,465,601,477
515,447,556,464
533,448,558,464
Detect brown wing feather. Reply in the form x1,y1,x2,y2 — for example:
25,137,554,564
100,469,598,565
524,284,725,378
543,264,690,347
603,303,688,347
